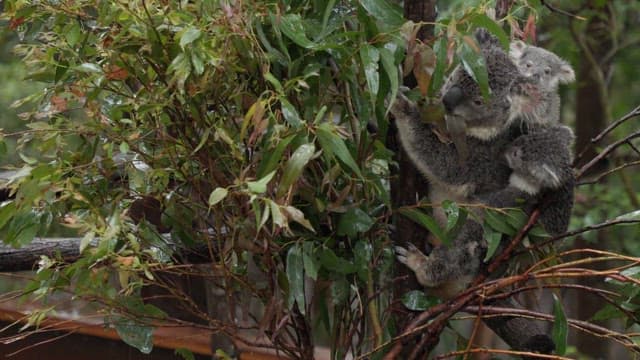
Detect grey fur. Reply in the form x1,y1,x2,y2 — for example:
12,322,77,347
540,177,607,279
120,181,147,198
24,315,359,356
508,40,575,126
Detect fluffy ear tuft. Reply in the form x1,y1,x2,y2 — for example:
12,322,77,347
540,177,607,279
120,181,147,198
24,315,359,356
509,40,527,59
558,62,575,84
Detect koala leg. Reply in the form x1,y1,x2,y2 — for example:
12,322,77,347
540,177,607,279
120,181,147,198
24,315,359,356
396,221,485,296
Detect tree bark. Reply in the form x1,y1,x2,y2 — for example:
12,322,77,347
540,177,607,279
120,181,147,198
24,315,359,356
0,237,211,271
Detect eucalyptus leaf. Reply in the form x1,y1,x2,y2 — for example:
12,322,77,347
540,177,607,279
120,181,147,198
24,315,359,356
337,208,374,238
277,143,315,197
286,244,306,314
114,318,154,354
552,294,568,355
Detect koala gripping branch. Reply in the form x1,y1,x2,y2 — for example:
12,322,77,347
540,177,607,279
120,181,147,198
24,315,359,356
380,209,542,359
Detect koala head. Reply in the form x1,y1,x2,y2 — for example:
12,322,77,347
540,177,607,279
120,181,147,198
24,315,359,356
505,125,575,194
440,29,531,141
509,40,575,93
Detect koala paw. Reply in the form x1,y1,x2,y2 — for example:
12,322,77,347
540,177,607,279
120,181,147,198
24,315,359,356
395,243,428,274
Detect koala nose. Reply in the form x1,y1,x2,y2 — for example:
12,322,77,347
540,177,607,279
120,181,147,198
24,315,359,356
442,86,464,113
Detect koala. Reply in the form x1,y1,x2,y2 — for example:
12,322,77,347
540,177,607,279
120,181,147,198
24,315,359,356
392,29,527,205
508,40,575,127
393,31,576,292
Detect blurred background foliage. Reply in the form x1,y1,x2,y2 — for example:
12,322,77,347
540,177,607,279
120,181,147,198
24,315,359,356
0,0,639,359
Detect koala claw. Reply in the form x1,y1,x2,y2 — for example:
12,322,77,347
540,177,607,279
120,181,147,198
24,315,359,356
395,243,428,273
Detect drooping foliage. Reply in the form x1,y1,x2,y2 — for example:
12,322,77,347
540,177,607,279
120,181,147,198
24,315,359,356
2,0,640,358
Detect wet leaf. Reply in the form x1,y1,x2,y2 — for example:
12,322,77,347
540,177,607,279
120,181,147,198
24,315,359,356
248,170,276,194
208,187,228,207
401,290,437,311
179,27,201,48
280,97,303,128
114,318,154,354
316,123,362,178
361,44,380,99
483,225,501,262
337,208,374,238
279,14,315,48
552,294,568,355
286,244,306,314
277,143,315,197
484,209,516,236
359,0,405,27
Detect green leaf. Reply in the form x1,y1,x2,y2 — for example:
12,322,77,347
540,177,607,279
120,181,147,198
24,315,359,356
330,277,350,305
208,187,228,207
316,123,363,178
484,209,516,236
283,205,315,232
75,63,103,74
318,247,357,274
0,201,16,230
279,14,315,48
257,134,296,177
354,240,373,281
552,294,568,355
280,97,303,129
264,72,284,93
248,170,276,194
359,0,405,27
286,244,306,314
361,44,380,99
302,241,319,280
591,304,625,322
614,210,640,222
175,348,196,360
459,37,490,100
337,208,374,238
179,27,202,49
277,143,315,197
401,290,437,311
443,201,461,232
429,37,447,97
469,14,510,49
398,208,448,245
379,47,399,113
114,318,154,354
483,225,501,262
6,211,40,247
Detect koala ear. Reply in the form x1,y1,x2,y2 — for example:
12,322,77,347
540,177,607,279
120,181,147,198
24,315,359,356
509,40,527,59
558,61,575,84
558,125,576,144
475,28,500,48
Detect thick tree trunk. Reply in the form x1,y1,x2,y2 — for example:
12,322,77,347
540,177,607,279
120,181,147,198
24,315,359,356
389,0,436,332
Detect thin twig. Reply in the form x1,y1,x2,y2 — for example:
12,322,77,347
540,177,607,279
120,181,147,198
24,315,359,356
540,0,586,20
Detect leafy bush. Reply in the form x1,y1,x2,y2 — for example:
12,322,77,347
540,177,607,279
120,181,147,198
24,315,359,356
1,0,407,357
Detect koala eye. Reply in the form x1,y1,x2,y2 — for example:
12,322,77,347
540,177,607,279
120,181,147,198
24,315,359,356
525,62,533,68
544,68,551,75
473,99,483,106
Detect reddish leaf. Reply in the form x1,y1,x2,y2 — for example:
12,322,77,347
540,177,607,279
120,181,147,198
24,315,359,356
523,14,537,44
9,17,25,30
50,95,67,113
105,65,129,80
